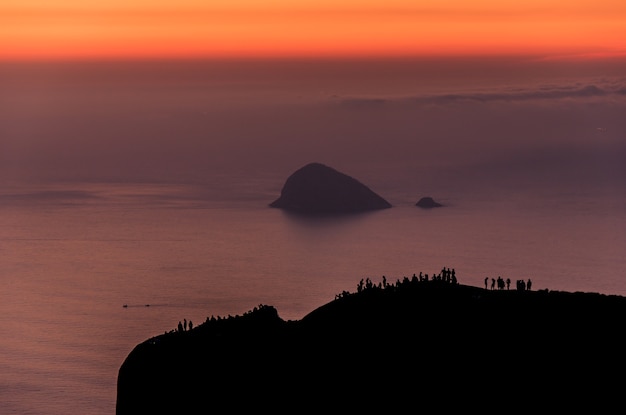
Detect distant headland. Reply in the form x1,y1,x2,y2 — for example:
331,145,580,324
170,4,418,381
116,268,626,413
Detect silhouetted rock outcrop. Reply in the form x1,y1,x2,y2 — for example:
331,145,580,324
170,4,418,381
269,162,391,214
116,277,626,414
416,196,443,208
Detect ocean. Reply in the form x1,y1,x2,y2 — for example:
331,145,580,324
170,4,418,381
0,58,625,414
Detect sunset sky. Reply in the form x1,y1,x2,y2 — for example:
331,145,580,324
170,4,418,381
2,0,626,60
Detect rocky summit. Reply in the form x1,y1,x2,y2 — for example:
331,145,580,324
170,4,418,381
269,162,392,214
116,275,626,413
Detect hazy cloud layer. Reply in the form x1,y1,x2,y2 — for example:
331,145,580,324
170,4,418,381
337,80,626,106
1,61,624,195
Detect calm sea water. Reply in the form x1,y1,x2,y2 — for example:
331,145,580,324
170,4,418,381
1,177,625,415
1,59,625,414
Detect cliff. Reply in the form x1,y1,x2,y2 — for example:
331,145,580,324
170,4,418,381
116,275,626,413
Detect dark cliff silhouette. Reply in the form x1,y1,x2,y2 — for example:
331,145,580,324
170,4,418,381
269,162,392,214
117,274,626,413
416,196,443,208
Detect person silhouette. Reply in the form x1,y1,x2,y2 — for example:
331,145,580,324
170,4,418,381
527,279,532,291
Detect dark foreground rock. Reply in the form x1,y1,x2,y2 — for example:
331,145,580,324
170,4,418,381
269,162,392,214
117,278,626,413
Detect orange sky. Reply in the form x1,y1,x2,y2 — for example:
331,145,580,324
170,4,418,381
2,0,626,60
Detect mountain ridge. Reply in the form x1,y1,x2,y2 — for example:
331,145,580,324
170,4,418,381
116,274,626,413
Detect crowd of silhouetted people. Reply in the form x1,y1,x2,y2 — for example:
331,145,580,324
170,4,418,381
332,266,536,300
170,267,536,335
176,318,193,333
484,276,532,291
332,266,459,300
168,303,275,335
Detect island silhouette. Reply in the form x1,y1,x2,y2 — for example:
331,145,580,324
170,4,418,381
416,196,443,208
116,269,626,413
269,162,392,214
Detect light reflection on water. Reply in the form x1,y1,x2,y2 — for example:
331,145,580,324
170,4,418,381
0,179,624,415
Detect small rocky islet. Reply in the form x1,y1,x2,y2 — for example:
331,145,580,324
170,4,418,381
415,196,443,208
